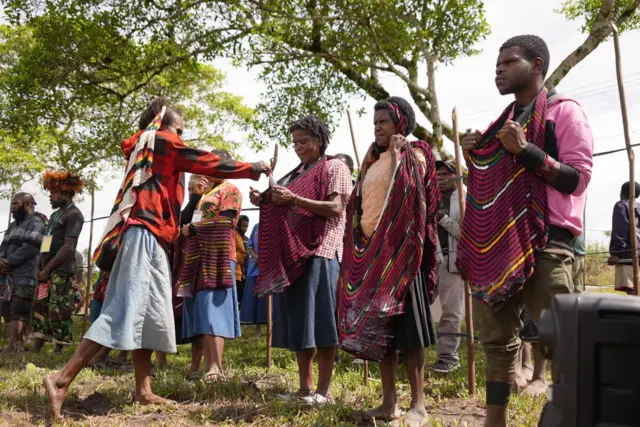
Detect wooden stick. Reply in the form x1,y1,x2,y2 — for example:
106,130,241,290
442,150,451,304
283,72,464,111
346,109,368,384
452,107,476,395
266,294,273,369
347,110,362,168
265,143,279,369
81,179,95,337
582,201,587,287
7,185,16,228
612,23,640,296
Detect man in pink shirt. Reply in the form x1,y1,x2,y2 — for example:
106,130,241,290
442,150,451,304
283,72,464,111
462,35,593,427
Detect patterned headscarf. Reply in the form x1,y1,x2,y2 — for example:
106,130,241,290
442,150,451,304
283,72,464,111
387,103,408,136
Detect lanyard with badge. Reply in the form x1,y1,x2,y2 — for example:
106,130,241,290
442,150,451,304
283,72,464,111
41,204,72,253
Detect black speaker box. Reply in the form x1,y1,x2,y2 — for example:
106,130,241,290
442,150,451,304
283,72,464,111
538,293,640,427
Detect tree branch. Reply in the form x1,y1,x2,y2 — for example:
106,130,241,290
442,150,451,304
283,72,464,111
363,17,430,99
544,0,639,90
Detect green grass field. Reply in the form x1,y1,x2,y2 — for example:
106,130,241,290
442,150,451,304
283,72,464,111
0,318,548,426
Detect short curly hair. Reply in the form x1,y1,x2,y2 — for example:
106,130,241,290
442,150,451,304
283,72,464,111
374,96,416,135
288,115,331,155
500,35,550,78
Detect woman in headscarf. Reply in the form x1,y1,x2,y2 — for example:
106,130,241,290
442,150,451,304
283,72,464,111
249,115,352,405
338,96,440,427
178,153,244,382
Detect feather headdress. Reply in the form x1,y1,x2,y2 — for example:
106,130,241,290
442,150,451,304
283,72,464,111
42,170,84,194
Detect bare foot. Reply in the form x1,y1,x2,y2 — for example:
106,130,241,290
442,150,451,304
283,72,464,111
44,373,69,422
522,378,548,397
391,407,427,427
514,367,528,391
136,392,177,406
365,404,401,421
522,364,534,383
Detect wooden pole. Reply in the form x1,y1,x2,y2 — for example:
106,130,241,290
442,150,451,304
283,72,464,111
612,23,639,296
582,201,587,287
265,144,279,369
452,107,476,395
266,294,272,369
346,109,368,385
81,179,95,336
347,110,362,168
7,186,15,228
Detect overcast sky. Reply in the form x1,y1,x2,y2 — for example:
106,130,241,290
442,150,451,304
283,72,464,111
2,0,639,260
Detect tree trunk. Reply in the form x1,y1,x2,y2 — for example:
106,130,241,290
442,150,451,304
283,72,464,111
426,55,443,147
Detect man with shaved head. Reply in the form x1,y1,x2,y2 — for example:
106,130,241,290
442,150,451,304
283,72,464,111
0,192,46,353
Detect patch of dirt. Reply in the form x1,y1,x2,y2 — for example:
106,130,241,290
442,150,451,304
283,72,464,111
428,397,486,426
71,392,116,416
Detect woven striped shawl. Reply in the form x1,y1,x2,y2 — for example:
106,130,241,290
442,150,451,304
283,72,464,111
338,141,440,361
93,108,165,272
176,216,234,299
456,88,549,306
254,157,329,297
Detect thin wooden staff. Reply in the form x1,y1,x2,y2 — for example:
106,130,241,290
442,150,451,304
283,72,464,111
452,107,477,395
612,23,639,296
81,179,95,336
266,295,272,369
266,144,279,369
347,110,362,168
346,109,368,385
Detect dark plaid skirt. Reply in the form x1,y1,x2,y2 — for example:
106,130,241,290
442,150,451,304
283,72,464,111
391,269,437,351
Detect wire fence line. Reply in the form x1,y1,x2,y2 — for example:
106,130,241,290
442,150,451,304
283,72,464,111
0,141,630,239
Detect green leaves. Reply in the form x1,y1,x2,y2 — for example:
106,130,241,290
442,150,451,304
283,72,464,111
242,0,490,147
0,2,259,192
559,0,640,34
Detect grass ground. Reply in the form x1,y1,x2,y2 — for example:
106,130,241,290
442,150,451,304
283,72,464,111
584,241,615,287
0,319,547,427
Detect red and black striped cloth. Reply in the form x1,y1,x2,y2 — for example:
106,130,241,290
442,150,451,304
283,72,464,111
176,217,235,298
338,140,440,361
94,114,261,272
254,158,330,297
456,88,549,306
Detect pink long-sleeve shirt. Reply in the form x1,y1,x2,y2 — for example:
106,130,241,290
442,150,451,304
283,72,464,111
516,98,594,237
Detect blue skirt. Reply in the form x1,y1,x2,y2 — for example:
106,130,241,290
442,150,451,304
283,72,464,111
182,261,241,339
240,275,267,324
85,227,176,353
89,299,103,324
273,256,339,352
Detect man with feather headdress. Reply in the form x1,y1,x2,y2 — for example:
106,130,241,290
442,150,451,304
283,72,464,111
30,170,84,353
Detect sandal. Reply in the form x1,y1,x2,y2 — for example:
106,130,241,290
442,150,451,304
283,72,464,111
275,388,313,401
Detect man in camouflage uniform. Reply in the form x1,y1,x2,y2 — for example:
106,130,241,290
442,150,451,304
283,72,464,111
30,171,84,353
